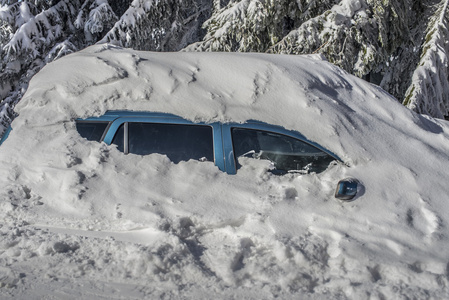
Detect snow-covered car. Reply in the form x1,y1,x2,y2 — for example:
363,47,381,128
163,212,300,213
1,45,449,298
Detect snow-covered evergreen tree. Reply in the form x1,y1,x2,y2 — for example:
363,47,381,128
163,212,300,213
403,0,449,118
269,0,383,78
186,0,337,52
372,0,426,104
100,0,211,51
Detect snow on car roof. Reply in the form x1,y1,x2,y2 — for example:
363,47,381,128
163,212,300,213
1,44,449,298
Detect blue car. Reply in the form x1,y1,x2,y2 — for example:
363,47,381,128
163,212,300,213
76,110,358,200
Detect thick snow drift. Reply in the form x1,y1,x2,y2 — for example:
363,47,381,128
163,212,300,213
1,44,448,298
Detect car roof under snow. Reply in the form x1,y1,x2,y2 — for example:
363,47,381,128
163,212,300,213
17,44,439,162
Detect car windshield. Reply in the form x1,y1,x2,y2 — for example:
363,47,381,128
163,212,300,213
231,127,335,174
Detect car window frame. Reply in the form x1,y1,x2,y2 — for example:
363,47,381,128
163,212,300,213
221,122,340,174
103,116,224,170
77,111,341,175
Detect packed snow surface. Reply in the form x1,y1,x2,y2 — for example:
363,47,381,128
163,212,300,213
1,44,449,299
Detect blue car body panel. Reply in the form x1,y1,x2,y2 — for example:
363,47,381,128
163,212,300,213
0,126,12,146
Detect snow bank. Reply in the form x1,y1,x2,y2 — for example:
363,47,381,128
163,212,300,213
1,44,448,298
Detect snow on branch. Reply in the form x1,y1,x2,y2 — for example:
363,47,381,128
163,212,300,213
269,0,381,77
3,0,81,59
0,0,119,139
99,0,204,51
404,0,449,119
186,0,335,53
75,0,118,42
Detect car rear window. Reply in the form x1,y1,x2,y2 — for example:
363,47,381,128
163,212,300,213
76,121,109,142
231,127,335,173
112,122,214,163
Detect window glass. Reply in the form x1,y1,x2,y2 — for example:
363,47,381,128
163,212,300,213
128,122,214,163
76,121,109,142
111,124,124,152
231,128,335,174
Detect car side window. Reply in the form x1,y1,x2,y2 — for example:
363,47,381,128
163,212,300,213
76,121,109,142
112,122,214,163
231,127,335,174
111,123,125,152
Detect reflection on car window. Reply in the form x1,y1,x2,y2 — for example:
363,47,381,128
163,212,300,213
76,121,109,142
231,128,335,174
113,122,214,163
111,123,125,152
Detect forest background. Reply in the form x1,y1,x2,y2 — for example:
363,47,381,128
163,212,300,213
1,0,448,137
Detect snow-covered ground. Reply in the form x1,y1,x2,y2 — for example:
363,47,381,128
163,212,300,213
1,44,449,299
